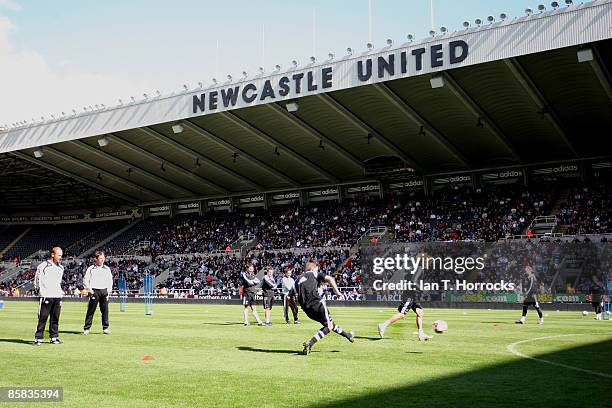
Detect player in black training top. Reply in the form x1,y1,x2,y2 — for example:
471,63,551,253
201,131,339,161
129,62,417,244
377,296,433,341
261,266,276,326
377,251,433,341
588,275,605,320
516,264,544,325
296,261,354,355
240,264,263,326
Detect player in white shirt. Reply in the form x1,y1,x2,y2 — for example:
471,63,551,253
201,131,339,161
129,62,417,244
82,251,113,335
33,247,65,345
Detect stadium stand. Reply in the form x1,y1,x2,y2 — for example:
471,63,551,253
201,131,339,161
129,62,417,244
104,217,172,256
0,225,30,260
63,220,133,257
3,223,103,260
156,247,360,296
390,183,554,242
558,182,611,235
98,182,562,254
0,179,610,297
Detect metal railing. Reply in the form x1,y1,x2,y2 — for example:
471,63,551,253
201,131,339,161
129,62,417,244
527,215,558,235
248,245,351,257
504,232,611,241
107,255,152,263
368,226,389,235
531,215,558,225
236,234,256,243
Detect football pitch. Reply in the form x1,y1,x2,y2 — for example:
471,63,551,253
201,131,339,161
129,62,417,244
0,301,610,408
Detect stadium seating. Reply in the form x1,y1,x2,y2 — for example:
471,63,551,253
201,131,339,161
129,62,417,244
157,247,360,296
2,180,610,296
3,223,106,260
104,217,170,256
391,184,554,242
558,182,610,235
0,225,30,259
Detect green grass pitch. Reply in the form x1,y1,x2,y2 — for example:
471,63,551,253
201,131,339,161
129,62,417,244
0,301,610,407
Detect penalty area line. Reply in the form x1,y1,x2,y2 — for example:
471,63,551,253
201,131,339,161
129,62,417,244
506,334,612,379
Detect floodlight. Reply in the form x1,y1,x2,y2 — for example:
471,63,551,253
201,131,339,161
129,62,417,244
430,74,445,89
577,48,594,63
97,137,109,147
172,123,184,134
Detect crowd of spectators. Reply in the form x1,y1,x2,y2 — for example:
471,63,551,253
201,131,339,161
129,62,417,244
100,183,563,257
250,202,388,249
155,247,362,297
2,181,610,297
391,184,554,242
558,183,611,235
0,269,34,297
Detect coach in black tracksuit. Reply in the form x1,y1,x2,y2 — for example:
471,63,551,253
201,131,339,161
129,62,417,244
83,251,113,335
34,247,65,345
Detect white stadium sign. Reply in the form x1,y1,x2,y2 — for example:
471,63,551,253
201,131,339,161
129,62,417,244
0,2,610,153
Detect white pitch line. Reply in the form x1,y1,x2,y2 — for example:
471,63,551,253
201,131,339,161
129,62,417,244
506,334,612,379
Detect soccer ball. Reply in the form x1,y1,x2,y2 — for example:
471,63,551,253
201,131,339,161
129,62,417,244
582,311,588,316
433,320,448,333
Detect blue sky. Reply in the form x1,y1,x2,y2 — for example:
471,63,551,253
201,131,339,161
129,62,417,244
0,0,543,124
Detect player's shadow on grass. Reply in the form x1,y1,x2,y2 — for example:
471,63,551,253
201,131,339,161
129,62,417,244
312,338,612,407
236,346,302,355
202,322,245,326
0,338,34,345
354,335,382,341
59,330,83,334
480,321,511,325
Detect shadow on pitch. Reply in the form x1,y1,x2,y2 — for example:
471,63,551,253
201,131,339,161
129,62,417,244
202,322,245,326
0,338,35,345
354,335,382,341
236,346,302,355
312,338,612,407
480,321,512,325
59,330,83,334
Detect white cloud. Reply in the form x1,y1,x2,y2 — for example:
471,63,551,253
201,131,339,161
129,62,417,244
0,9,154,125
0,14,14,53
0,0,21,11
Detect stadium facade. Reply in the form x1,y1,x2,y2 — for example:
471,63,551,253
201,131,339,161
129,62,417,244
0,0,610,219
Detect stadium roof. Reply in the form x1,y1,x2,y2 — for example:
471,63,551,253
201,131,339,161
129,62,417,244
1,0,611,212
